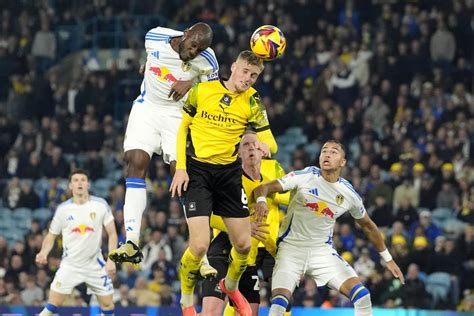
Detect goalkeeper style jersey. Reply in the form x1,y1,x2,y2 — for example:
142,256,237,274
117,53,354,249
176,80,277,168
210,159,289,266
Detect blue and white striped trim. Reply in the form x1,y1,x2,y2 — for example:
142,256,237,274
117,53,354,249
277,214,294,246
133,82,146,104
349,284,370,303
200,50,218,72
340,178,362,200
97,256,105,268
271,294,289,309
145,32,171,42
125,178,146,189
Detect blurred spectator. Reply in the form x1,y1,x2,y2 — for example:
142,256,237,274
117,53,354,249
20,275,43,305
129,276,160,306
141,230,172,273
2,177,21,209
17,181,40,209
402,263,427,308
409,211,441,243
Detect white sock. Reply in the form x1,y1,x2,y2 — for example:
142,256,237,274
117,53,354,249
124,178,147,245
268,304,286,316
354,293,372,316
181,293,194,307
39,310,53,316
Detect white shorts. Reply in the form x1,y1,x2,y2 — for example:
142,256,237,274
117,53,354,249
124,101,182,163
50,261,113,297
271,243,357,293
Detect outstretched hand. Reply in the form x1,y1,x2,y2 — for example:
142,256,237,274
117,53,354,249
386,260,405,285
254,201,269,223
251,221,270,242
170,169,189,197
35,252,47,266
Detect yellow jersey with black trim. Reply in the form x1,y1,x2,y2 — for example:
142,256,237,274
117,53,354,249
182,80,270,165
210,159,289,266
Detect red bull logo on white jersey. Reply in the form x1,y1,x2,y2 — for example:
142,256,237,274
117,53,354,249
304,200,335,219
149,66,177,84
70,224,95,235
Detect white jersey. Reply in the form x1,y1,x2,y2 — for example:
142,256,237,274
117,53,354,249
49,196,114,268
277,166,366,248
134,26,219,109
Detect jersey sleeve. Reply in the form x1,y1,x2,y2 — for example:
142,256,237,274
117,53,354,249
103,203,114,226
197,49,219,82
183,84,199,117
248,92,270,132
277,167,314,192
49,207,63,235
348,191,366,219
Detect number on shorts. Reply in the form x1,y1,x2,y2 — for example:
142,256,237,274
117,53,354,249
252,275,260,291
101,275,111,288
241,188,248,205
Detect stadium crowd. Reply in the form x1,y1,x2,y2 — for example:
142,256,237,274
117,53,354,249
0,0,473,312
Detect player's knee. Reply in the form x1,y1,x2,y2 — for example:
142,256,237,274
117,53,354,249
350,284,371,314
231,234,251,254
232,240,251,254
189,243,209,258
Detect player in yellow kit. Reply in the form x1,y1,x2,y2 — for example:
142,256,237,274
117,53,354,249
200,132,289,316
170,51,277,316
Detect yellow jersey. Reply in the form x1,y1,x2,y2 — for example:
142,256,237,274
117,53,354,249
177,80,277,169
210,159,289,266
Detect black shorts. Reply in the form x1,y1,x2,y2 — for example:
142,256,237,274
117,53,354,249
183,158,249,218
255,247,275,282
201,233,260,304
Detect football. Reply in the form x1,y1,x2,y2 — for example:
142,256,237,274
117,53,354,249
250,25,286,61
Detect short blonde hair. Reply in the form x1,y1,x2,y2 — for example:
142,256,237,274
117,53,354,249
237,50,264,72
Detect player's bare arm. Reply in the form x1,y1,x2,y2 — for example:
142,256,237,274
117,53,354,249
170,111,193,197
35,232,58,266
356,214,405,284
169,80,194,101
104,221,118,277
253,180,284,222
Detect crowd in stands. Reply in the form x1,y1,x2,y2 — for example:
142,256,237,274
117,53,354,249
0,0,473,311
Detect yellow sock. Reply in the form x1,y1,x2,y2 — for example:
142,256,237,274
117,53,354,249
179,248,202,306
284,311,291,316
225,247,248,291
223,302,235,316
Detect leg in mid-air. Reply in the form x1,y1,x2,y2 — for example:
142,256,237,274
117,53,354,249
38,290,66,316
108,149,149,263
219,216,252,316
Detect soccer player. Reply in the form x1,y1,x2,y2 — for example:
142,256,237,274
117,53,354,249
109,22,219,264
200,132,288,316
36,169,118,316
253,140,405,316
170,50,278,316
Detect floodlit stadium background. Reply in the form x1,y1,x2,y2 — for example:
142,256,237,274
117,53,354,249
0,0,473,315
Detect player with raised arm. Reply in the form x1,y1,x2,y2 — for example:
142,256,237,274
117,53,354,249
170,50,278,316
253,140,405,316
200,132,289,316
36,169,118,316
109,22,219,264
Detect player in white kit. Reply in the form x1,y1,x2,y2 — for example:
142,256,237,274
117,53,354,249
36,169,118,316
253,140,405,316
109,22,219,264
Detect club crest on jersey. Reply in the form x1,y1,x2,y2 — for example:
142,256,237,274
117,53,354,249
90,212,96,220
181,61,191,72
219,94,232,114
336,194,344,205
